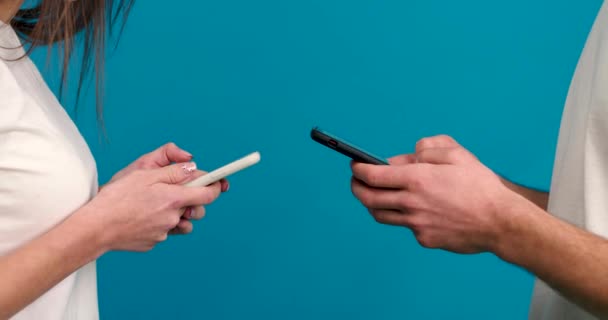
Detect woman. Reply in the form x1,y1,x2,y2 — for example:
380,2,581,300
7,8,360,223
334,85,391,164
0,1,228,319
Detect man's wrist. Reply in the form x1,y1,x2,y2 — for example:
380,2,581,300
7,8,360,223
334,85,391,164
489,190,542,263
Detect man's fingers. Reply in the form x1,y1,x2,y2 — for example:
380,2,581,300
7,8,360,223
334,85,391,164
415,135,460,153
368,209,414,227
351,177,406,210
416,147,474,165
351,162,420,189
388,154,417,165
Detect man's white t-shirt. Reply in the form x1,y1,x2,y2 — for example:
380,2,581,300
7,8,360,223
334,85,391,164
0,22,99,319
529,1,608,319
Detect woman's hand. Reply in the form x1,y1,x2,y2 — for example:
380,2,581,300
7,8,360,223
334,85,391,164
109,143,192,180
85,162,223,252
0,160,225,318
105,143,229,235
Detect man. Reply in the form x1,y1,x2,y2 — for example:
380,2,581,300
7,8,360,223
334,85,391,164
350,2,608,319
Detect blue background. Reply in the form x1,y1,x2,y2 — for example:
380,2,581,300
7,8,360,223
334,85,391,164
32,0,604,319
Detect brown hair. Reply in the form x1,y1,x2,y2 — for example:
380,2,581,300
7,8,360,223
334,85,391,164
10,0,134,124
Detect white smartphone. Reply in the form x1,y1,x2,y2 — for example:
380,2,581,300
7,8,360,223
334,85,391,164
185,152,261,187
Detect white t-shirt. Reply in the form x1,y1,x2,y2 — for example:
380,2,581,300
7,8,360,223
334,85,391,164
529,1,608,319
0,22,99,319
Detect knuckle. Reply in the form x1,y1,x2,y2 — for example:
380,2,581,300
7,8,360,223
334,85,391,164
197,207,206,219
373,215,383,224
350,178,359,195
156,233,168,242
167,195,182,209
436,134,455,145
142,158,159,169
398,196,414,210
136,159,155,170
446,149,461,162
372,211,386,224
406,215,425,230
168,170,181,184
458,148,476,161
364,171,379,186
203,189,220,204
416,233,436,249
131,159,145,169
415,149,427,163
198,192,212,205
166,215,181,228
138,243,156,252
450,148,472,163
416,137,434,151
359,191,375,208
409,174,427,191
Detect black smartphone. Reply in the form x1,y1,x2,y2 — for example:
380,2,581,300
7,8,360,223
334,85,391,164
311,127,389,165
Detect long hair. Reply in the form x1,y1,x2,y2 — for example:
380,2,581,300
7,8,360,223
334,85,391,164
10,0,135,124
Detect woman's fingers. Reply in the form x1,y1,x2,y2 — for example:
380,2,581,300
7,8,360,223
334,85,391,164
169,219,194,235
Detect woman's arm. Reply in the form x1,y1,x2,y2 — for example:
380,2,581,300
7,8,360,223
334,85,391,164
0,208,106,319
0,162,223,318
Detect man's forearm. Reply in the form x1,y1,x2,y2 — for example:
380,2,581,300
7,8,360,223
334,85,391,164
0,208,107,319
495,193,608,318
501,178,549,210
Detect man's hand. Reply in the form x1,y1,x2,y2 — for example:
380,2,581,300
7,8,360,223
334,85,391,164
106,143,229,235
350,135,519,254
351,135,608,317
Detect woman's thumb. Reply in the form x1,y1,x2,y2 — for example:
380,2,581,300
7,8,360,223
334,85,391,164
154,162,197,184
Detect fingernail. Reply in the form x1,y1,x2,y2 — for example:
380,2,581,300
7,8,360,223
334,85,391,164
184,151,193,159
182,162,197,175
